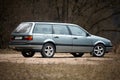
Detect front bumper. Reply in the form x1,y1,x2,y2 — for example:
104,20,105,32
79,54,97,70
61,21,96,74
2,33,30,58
106,46,112,53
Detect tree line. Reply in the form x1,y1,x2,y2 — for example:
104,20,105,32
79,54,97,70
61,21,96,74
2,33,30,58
0,0,120,48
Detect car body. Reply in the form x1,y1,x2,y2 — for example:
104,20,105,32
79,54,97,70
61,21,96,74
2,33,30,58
9,22,112,58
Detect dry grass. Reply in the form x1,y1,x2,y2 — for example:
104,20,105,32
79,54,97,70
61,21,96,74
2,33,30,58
0,49,18,54
113,44,120,54
0,48,120,80
0,56,120,80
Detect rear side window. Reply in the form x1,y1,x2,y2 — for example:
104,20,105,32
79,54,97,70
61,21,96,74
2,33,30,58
13,23,32,33
33,24,52,34
53,25,69,35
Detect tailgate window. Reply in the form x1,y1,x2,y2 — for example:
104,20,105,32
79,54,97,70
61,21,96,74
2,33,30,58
13,23,32,33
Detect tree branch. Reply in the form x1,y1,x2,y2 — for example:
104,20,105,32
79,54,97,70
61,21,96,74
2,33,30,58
89,11,120,31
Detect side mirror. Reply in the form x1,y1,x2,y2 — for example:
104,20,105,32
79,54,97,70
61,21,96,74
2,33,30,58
86,33,90,36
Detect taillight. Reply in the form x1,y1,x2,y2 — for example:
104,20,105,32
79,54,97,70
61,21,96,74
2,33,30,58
24,36,33,40
10,36,14,41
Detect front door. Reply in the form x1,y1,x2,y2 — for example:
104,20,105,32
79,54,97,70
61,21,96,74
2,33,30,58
69,25,93,52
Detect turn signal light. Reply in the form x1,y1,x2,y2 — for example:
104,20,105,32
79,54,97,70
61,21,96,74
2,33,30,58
24,36,33,40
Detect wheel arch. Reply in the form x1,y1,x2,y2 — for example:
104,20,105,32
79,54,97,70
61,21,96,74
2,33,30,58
94,41,106,52
94,41,106,47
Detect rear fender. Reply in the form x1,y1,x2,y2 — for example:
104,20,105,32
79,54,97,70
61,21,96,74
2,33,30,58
44,39,55,44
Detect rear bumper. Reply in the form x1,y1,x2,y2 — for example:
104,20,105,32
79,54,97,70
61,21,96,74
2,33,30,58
9,44,43,51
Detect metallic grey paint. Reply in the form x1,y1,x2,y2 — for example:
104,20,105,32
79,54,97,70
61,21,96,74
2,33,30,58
9,22,112,54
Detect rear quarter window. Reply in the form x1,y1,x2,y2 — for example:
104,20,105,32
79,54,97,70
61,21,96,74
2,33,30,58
33,24,52,34
13,23,32,33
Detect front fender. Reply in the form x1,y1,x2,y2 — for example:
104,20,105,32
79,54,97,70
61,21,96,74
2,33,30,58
94,40,106,46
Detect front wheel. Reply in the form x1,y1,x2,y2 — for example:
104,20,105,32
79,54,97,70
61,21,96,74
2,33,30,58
41,43,55,58
21,51,35,57
71,53,84,57
92,44,105,57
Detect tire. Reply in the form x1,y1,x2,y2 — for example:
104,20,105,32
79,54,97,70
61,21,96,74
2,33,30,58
71,53,84,57
92,44,105,57
41,43,55,58
21,51,35,57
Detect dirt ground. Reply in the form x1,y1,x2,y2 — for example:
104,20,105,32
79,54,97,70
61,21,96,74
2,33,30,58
0,51,114,65
1,50,120,80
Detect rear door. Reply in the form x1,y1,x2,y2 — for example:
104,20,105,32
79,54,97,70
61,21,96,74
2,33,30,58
53,24,72,52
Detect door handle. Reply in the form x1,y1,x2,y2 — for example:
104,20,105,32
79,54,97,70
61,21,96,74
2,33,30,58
73,37,78,39
54,36,59,38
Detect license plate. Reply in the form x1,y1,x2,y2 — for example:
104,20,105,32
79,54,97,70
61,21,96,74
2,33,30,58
15,36,23,40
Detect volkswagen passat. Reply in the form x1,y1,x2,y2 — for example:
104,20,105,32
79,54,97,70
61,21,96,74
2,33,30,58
9,22,112,58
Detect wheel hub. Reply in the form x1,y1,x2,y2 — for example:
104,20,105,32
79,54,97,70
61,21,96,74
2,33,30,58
94,45,104,56
45,46,54,56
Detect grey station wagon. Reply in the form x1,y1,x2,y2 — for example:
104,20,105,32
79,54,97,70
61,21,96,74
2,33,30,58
9,22,112,58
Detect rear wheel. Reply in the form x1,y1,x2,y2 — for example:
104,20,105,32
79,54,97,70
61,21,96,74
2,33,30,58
41,43,55,58
21,51,35,57
92,44,105,57
71,53,84,57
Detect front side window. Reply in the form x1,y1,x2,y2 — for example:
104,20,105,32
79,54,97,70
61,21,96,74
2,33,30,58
53,25,69,35
13,23,32,33
33,24,52,34
69,26,86,36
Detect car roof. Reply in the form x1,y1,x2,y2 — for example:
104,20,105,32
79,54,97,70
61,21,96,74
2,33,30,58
21,22,79,26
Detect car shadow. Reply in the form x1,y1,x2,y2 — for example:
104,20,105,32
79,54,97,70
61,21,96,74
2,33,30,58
12,53,113,59
34,56,75,58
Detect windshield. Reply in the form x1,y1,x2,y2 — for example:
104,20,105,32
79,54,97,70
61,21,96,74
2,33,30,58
13,23,32,33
